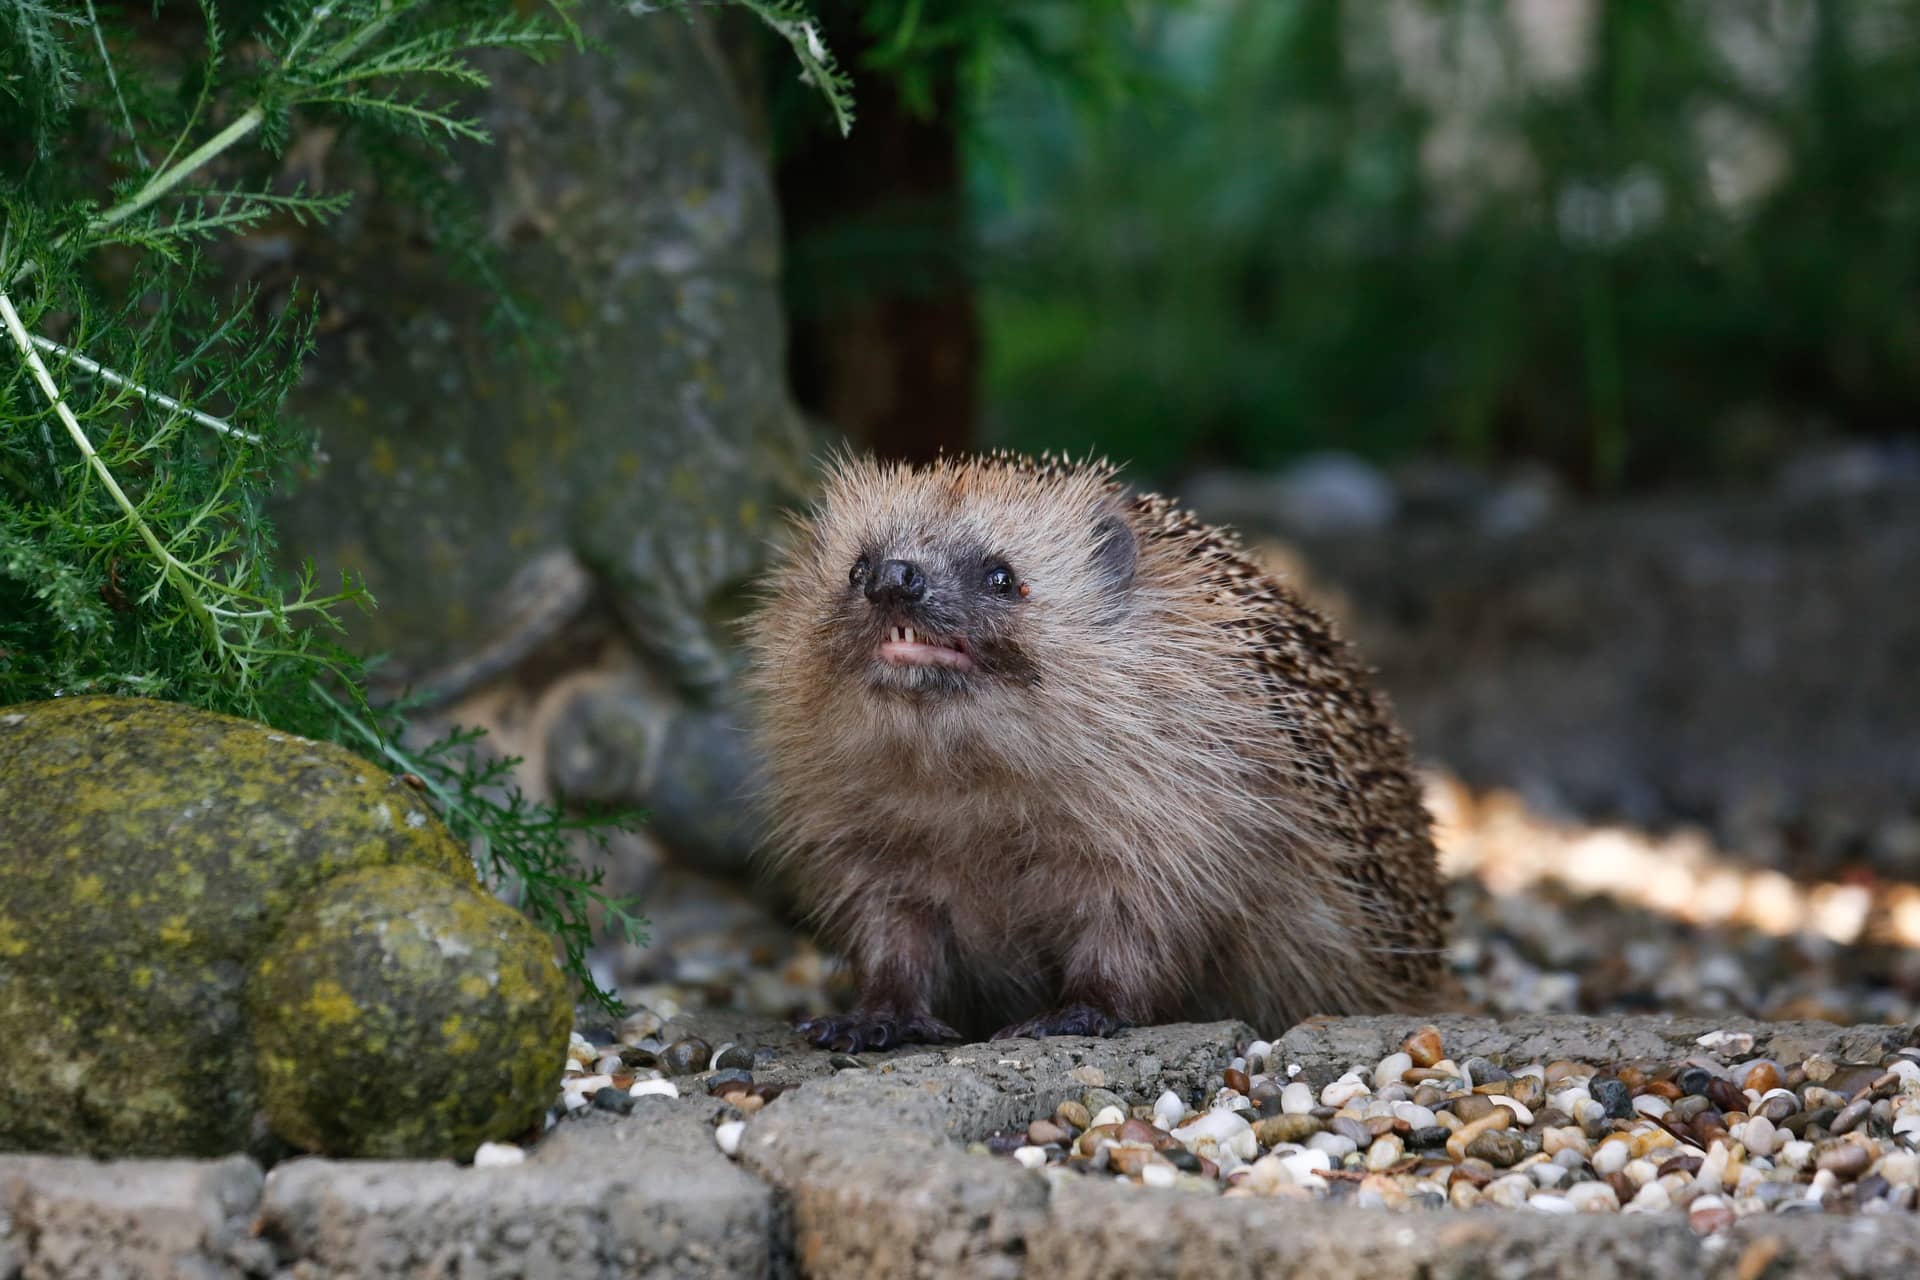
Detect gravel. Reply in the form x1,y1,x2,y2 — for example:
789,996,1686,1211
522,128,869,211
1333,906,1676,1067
977,1024,1920,1229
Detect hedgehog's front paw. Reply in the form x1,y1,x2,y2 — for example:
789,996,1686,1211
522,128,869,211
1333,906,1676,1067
794,1009,961,1054
989,1003,1128,1041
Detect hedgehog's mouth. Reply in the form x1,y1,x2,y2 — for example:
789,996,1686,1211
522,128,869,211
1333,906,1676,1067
876,624,973,671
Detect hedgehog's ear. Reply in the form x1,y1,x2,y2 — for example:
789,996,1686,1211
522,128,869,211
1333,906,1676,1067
1091,511,1137,597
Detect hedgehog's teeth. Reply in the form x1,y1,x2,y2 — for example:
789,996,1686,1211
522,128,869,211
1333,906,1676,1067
904,626,917,645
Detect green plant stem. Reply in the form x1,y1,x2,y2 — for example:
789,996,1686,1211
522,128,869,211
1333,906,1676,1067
27,333,263,444
0,288,223,647
91,107,265,235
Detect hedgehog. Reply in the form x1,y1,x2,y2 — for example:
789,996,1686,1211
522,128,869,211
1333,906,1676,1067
744,451,1447,1051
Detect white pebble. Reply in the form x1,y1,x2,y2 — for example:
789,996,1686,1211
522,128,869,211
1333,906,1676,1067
1392,1102,1437,1129
1321,1077,1369,1108
1173,1109,1257,1161
1484,1174,1532,1208
1529,1194,1575,1214
1631,1094,1670,1119
1592,1140,1630,1176
473,1142,525,1168
630,1079,679,1099
1695,1141,1729,1189
1888,1060,1920,1084
1245,1040,1273,1073
1367,1133,1405,1171
1278,1148,1330,1187
1566,1181,1620,1213
1780,1139,1815,1170
1530,1163,1568,1189
1624,1158,1659,1188
1243,1154,1294,1194
1091,1105,1127,1129
1153,1090,1185,1131
1307,1132,1356,1159
1492,1097,1534,1125
1624,1180,1670,1213
1141,1162,1176,1188
1372,1052,1413,1091
715,1121,746,1157
1879,1152,1920,1186
1012,1145,1047,1170
1695,1031,1755,1054
1741,1115,1777,1157
1280,1082,1316,1115
594,1053,624,1074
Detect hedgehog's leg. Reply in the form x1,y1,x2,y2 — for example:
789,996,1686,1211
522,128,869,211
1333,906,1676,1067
989,900,1174,1041
794,899,960,1053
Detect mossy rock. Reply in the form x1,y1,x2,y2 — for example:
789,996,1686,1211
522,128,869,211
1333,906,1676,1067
250,865,569,1157
0,696,568,1158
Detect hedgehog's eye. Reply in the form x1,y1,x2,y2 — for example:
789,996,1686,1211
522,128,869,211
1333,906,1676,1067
849,556,870,587
984,563,1015,595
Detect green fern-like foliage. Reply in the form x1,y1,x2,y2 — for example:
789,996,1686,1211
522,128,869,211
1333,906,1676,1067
0,0,850,1013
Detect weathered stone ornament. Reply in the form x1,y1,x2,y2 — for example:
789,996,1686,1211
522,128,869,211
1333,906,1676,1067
0,696,569,1159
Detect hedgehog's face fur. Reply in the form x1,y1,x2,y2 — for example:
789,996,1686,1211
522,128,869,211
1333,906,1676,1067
758,453,1138,704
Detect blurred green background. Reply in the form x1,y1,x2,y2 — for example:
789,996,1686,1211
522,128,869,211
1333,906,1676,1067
769,0,1920,489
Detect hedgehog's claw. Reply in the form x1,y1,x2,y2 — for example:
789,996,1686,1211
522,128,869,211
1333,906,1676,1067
989,1003,1128,1041
794,1009,961,1054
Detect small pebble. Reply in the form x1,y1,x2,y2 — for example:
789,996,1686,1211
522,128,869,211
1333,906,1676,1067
1280,1082,1315,1115
714,1120,745,1156
714,1044,756,1071
1012,1145,1047,1170
1403,1027,1444,1069
473,1142,525,1168
661,1037,712,1075
1373,1052,1413,1091
630,1079,679,1099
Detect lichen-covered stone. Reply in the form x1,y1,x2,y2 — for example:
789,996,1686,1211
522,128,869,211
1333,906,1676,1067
250,865,569,1157
0,696,564,1159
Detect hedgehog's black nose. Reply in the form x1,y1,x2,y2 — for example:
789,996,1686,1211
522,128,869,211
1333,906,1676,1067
866,558,927,607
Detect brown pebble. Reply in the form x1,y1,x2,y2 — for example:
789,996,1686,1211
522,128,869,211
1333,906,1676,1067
1451,1096,1498,1124
1056,1100,1091,1131
1658,1154,1704,1178
1618,1066,1647,1089
1605,1171,1636,1203
1742,1061,1781,1093
1817,1143,1871,1179
1642,1080,1682,1100
1254,1115,1323,1145
1027,1120,1068,1146
1107,1145,1154,1177
1464,1128,1527,1167
1448,1161,1493,1189
1075,1123,1121,1156
1329,1117,1371,1147
1118,1118,1161,1145
1544,1060,1582,1084
1404,1027,1444,1069
1830,1099,1871,1135
1707,1079,1745,1114
1223,1068,1250,1095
